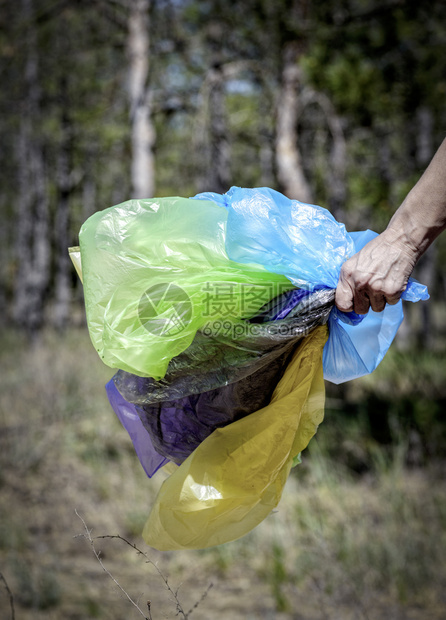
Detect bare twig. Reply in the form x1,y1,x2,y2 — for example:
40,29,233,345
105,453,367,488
185,582,214,618
75,513,212,620
96,533,213,619
75,510,150,620
0,571,15,620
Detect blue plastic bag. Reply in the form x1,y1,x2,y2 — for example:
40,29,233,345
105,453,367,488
323,230,428,383
193,187,429,384
193,186,354,289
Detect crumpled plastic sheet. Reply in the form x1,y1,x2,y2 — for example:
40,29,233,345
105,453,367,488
113,287,333,404
111,288,334,465
106,379,168,477
74,186,431,550
142,325,328,550
193,188,429,383
78,189,429,385
192,186,355,290
78,195,293,381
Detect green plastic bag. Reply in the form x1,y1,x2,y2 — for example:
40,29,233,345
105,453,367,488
79,197,293,379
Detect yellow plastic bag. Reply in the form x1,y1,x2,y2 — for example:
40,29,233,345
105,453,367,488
143,325,327,550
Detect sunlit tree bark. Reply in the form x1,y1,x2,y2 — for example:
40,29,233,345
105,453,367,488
127,0,155,198
275,42,312,203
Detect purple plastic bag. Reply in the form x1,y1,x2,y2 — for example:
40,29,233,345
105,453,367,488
106,379,168,477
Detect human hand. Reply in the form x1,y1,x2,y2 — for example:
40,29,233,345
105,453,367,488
335,231,418,314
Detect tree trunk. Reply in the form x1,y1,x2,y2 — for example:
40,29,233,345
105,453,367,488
326,114,346,221
207,62,231,193
415,106,435,350
416,106,434,167
317,92,347,221
397,107,435,351
416,248,436,350
13,0,50,333
259,136,274,188
53,79,73,329
258,89,274,188
127,0,155,199
275,41,312,203
198,18,231,194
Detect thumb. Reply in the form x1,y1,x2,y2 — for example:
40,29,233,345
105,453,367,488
335,277,354,313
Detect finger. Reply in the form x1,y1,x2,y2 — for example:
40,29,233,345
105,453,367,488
383,292,403,306
352,289,371,315
368,291,387,313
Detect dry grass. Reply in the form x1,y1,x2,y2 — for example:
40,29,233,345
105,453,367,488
0,328,445,619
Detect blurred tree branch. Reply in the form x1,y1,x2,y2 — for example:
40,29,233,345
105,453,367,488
75,510,213,619
0,571,15,620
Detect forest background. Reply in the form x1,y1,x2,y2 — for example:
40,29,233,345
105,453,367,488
1,1,446,619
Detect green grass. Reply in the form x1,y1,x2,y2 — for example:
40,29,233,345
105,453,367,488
0,327,445,619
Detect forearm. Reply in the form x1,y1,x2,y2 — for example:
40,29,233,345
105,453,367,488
383,137,446,261
335,137,446,314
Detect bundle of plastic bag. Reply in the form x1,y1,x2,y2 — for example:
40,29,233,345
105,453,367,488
143,325,327,550
74,186,429,550
110,287,333,466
